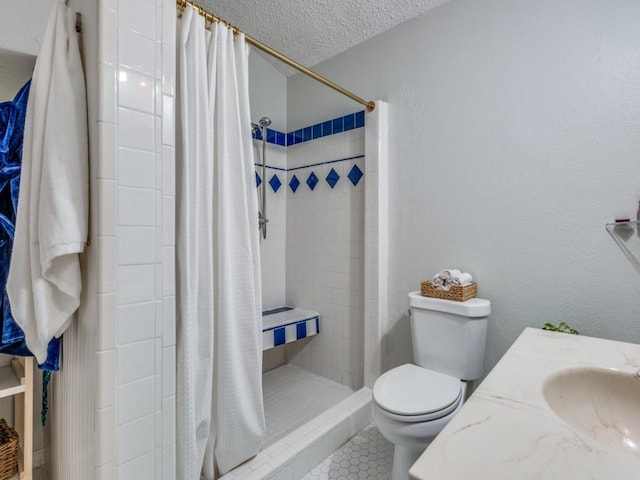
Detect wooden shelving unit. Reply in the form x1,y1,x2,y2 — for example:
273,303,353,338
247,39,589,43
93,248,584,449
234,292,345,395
0,357,32,480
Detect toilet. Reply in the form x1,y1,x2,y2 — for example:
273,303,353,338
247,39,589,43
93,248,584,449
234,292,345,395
372,291,491,480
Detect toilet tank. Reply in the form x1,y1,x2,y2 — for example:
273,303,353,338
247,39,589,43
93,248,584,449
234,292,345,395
409,292,490,381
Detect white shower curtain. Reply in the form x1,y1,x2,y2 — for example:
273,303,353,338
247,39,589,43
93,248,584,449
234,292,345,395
176,8,265,479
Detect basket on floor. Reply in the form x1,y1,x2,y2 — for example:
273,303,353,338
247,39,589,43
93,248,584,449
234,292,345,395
420,280,477,302
0,419,19,480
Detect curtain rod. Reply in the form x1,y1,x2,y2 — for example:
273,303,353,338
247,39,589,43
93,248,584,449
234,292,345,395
177,0,375,112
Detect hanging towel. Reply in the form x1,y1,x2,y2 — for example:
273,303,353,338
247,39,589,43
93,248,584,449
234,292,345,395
7,0,88,365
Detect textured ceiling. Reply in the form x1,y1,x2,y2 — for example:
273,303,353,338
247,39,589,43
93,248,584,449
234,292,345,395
203,0,451,75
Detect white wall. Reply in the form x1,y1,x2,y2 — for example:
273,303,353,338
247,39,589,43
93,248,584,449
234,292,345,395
0,0,51,56
249,51,287,132
288,0,640,376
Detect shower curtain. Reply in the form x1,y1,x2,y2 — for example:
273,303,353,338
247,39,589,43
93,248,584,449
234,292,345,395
176,8,265,479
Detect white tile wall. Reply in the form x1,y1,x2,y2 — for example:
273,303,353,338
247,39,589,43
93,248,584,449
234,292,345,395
364,101,389,388
95,0,176,478
257,142,288,310
285,128,365,389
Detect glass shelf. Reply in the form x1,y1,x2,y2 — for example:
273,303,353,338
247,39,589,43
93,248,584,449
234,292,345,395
606,221,639,242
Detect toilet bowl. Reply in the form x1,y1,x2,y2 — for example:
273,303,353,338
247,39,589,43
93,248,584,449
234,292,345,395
372,292,490,480
372,363,467,480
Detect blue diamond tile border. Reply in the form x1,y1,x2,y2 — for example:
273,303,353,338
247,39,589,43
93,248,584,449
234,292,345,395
289,174,300,193
326,168,340,189
348,164,363,186
306,172,319,191
269,174,282,193
256,171,262,188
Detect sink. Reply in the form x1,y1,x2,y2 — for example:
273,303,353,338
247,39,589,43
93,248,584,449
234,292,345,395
543,366,640,453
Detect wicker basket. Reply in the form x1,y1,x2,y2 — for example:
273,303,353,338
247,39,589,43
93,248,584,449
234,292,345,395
420,280,477,302
0,419,18,480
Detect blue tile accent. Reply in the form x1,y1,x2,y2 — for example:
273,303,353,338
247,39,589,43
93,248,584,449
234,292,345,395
296,322,307,340
332,116,344,134
343,113,355,131
256,172,262,188
269,174,282,193
322,120,332,137
303,126,312,142
274,327,285,346
294,129,303,144
286,132,295,146
266,128,276,143
312,123,322,139
253,128,262,141
306,172,319,191
355,110,365,128
326,168,340,189
348,164,363,186
289,174,300,193
316,317,320,333
276,132,286,146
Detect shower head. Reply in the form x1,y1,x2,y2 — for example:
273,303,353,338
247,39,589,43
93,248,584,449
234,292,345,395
259,117,271,128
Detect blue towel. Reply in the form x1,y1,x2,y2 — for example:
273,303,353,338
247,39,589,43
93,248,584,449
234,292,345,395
0,81,61,372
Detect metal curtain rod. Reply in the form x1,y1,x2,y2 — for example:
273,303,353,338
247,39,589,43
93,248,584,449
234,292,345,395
176,0,375,112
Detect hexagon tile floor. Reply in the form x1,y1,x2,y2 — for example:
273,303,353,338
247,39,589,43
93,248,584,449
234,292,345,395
302,425,393,480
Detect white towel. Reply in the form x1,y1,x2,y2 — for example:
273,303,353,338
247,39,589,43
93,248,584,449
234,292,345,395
7,0,88,364
436,269,462,281
450,272,474,286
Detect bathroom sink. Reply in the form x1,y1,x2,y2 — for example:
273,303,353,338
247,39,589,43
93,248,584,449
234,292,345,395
543,366,640,453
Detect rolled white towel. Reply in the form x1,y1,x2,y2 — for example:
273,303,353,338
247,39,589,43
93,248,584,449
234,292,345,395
431,276,445,288
435,269,462,281
449,272,473,286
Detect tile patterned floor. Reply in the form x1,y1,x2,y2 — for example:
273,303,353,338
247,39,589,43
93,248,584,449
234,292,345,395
263,364,354,447
302,425,393,480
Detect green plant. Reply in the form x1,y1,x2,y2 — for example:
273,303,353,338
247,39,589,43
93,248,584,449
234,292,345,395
542,321,579,335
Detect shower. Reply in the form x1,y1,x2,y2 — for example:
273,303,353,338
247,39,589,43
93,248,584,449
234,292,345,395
253,116,271,239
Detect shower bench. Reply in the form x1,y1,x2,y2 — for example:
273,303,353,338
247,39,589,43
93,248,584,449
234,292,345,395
262,307,319,350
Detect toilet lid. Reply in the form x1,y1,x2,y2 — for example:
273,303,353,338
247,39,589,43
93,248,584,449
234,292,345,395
373,364,462,416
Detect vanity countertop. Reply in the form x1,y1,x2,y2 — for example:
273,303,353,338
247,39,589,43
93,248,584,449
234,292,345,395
409,327,640,479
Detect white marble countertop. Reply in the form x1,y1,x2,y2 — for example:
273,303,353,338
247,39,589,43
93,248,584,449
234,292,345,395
409,327,640,479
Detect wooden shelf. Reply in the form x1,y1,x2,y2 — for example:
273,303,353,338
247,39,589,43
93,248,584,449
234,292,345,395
0,367,25,400
0,357,32,480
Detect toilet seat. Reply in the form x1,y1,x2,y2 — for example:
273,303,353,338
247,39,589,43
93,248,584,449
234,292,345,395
373,364,462,423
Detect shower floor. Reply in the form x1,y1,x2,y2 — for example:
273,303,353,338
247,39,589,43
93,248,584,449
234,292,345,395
263,364,354,447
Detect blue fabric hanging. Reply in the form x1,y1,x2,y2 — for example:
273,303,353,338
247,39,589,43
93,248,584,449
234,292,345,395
0,81,61,373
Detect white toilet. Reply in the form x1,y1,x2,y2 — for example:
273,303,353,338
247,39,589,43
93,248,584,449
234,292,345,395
372,291,491,480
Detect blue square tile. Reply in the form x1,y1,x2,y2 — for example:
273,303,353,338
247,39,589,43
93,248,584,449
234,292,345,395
322,120,332,137
269,174,281,193
276,132,286,146
294,129,304,144
326,168,340,189
303,126,312,142
348,164,363,186
289,174,300,193
343,113,355,131
316,317,320,333
253,128,262,141
266,128,276,143
312,124,322,139
274,327,285,346
332,116,344,134
355,110,365,128
255,172,262,188
287,132,295,146
296,322,307,340
306,172,319,191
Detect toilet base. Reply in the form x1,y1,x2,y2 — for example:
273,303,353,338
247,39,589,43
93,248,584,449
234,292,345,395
392,444,429,480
